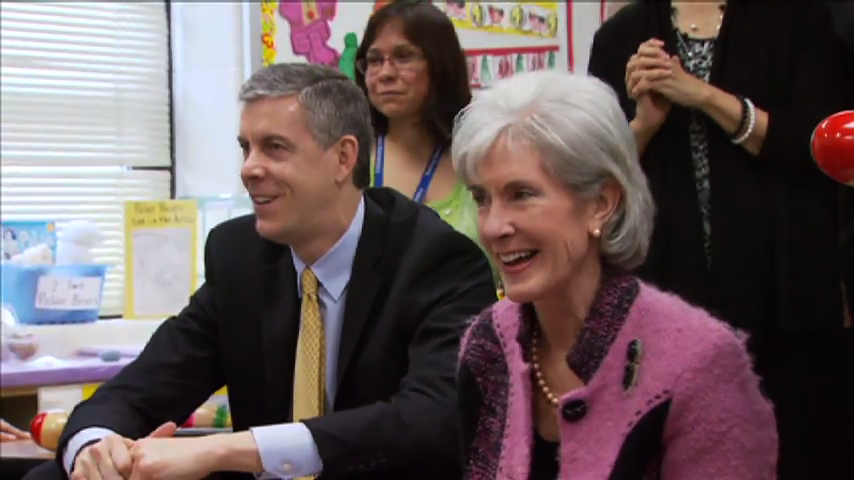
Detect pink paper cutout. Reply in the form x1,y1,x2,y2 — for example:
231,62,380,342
279,1,341,67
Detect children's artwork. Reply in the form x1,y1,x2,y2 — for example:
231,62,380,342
338,32,359,81
261,0,278,67
261,1,573,86
123,200,198,319
467,46,559,88
262,0,362,76
279,1,341,67
441,1,559,39
1,221,57,261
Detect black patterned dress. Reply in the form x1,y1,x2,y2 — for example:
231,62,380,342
675,32,715,269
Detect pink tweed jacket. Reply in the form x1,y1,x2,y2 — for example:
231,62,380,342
457,272,778,479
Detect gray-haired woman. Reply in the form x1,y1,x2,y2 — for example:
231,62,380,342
453,70,776,479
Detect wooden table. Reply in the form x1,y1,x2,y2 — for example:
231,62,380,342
0,440,53,460
1,356,133,394
0,355,134,429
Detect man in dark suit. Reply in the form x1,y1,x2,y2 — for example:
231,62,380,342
28,63,495,479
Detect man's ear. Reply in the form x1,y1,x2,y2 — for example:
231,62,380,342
334,135,360,185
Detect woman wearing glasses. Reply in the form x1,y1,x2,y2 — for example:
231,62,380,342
354,1,478,241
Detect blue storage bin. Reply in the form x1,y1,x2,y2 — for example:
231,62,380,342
1,264,108,325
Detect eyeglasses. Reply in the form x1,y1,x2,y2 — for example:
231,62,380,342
356,50,424,75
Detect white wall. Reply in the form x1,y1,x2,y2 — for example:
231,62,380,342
170,2,606,198
170,2,256,198
570,1,603,75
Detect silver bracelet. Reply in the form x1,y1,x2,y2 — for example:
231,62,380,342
733,97,756,145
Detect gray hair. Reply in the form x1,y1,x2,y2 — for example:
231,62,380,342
239,63,374,188
452,71,655,270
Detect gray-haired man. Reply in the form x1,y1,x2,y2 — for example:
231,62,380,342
27,63,494,480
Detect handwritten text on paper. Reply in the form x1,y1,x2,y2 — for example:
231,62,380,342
128,201,196,228
35,276,103,310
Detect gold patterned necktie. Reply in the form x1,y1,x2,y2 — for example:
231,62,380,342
293,267,326,427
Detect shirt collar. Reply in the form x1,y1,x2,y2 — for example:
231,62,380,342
292,196,365,302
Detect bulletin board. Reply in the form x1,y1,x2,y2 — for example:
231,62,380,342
260,0,574,89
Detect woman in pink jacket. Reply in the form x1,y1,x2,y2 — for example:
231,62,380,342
452,70,777,479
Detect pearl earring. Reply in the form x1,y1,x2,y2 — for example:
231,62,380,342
592,228,601,238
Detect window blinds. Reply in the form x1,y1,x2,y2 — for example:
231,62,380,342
1,2,172,316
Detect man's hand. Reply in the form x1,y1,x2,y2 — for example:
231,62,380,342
72,422,176,480
72,433,134,480
128,423,221,480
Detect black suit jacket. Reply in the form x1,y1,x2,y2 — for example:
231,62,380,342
53,188,496,479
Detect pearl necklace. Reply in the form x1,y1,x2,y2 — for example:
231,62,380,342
671,3,725,35
531,325,561,408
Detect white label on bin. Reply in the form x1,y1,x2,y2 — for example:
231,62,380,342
34,276,103,310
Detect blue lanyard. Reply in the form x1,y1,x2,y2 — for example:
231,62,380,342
375,135,443,204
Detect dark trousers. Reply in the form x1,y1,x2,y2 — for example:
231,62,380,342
20,461,60,480
751,331,854,480
1,458,48,479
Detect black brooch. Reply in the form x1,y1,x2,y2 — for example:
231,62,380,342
622,338,643,395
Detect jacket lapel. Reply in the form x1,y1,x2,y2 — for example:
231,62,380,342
335,193,386,388
259,240,301,422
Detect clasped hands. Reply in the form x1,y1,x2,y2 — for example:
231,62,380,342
72,422,220,480
625,38,714,128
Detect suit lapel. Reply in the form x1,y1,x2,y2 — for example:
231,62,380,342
259,241,301,422
336,194,386,388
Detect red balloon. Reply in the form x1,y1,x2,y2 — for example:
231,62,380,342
812,110,854,186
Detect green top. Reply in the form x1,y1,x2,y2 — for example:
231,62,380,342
370,153,503,292
369,154,480,242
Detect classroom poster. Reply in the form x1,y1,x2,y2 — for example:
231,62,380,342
466,45,560,89
443,2,559,38
123,200,198,319
189,196,253,285
261,0,573,88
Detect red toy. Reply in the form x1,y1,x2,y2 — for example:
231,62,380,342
182,403,217,428
181,402,232,429
30,411,69,451
812,110,854,186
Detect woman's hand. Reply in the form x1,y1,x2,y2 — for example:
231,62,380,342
646,56,713,109
625,39,671,96
0,419,31,442
625,39,673,152
628,39,713,109
631,40,768,156
625,39,673,130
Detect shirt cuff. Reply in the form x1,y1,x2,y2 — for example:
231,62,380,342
62,427,116,474
250,422,323,479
